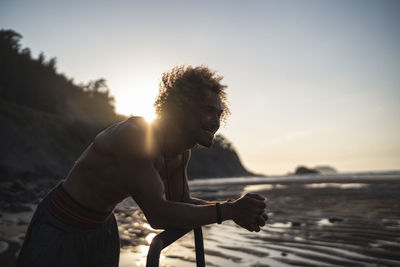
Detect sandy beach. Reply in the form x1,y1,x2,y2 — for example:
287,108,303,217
1,172,400,266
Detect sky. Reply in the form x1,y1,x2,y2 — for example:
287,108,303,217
1,0,399,175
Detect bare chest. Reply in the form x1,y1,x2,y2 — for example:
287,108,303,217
154,154,185,201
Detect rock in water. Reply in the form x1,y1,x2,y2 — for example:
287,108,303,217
294,166,319,175
329,217,343,223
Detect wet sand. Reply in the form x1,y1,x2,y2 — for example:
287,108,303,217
183,176,400,266
120,175,400,266
1,174,400,266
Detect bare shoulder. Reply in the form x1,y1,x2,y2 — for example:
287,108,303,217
93,116,155,159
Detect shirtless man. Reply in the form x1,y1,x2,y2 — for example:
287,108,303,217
17,65,268,267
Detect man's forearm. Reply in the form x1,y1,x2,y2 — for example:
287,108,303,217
185,196,212,205
142,193,266,231
148,200,233,229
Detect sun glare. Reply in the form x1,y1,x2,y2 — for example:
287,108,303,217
115,88,157,123
143,112,156,123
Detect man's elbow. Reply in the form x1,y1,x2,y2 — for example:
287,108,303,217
148,219,166,230
147,213,171,229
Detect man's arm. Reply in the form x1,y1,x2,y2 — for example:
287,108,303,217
126,158,265,229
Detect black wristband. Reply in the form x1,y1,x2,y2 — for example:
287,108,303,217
216,202,222,224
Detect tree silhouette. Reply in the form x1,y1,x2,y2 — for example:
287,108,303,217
0,29,120,125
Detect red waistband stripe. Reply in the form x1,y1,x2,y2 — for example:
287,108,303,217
48,184,112,228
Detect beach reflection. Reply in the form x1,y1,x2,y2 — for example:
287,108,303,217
136,245,149,266
145,233,156,244
305,183,368,189
244,184,287,192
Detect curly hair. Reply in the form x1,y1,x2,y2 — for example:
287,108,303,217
154,65,230,124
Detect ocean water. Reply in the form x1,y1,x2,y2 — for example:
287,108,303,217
119,171,400,267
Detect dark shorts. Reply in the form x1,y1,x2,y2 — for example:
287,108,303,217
16,183,120,267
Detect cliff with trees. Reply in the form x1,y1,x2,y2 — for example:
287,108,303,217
0,29,254,181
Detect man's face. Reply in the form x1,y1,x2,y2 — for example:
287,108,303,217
191,90,223,147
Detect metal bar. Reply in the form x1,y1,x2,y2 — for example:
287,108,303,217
194,227,205,267
146,228,191,267
145,227,205,267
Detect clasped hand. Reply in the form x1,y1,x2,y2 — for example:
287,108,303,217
231,193,268,232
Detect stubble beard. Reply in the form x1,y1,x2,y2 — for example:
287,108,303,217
197,130,214,148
